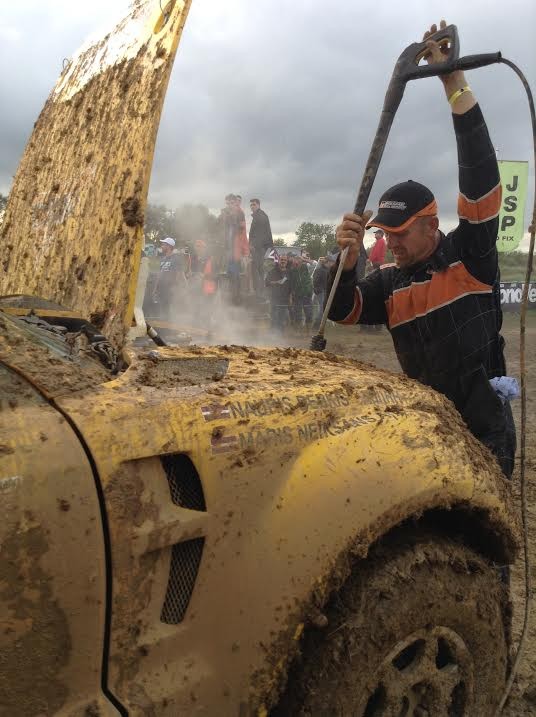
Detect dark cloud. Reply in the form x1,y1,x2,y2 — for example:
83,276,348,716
1,0,535,240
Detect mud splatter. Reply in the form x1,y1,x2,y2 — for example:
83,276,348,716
0,522,71,716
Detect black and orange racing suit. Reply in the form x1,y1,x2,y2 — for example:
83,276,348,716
328,104,516,476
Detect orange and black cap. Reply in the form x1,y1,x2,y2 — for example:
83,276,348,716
367,180,437,233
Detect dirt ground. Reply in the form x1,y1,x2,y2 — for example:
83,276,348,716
315,314,536,715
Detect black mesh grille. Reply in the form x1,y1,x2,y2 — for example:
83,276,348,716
160,454,206,511
160,538,205,624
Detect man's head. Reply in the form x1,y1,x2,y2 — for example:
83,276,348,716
279,254,288,269
367,180,439,268
384,216,440,268
250,198,260,213
301,249,311,261
225,193,236,209
160,237,176,256
236,195,242,207
373,229,385,241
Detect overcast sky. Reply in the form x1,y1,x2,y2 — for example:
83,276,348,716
0,0,535,245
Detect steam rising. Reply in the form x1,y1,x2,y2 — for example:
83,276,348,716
144,272,312,350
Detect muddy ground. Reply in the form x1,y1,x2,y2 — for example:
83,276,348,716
307,314,536,715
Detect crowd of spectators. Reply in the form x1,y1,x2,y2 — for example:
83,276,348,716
144,193,265,320
265,250,321,333
264,231,387,334
144,196,388,336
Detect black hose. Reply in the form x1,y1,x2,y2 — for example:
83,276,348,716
495,57,536,715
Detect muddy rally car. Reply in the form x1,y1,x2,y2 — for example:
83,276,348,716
0,1,519,715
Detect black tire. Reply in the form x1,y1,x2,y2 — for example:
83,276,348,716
275,535,510,716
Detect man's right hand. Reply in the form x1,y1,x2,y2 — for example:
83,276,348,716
336,210,373,270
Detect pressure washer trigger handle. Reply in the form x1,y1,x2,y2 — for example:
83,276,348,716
395,24,460,82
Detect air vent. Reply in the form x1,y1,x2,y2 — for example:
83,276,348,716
161,538,205,624
160,454,206,511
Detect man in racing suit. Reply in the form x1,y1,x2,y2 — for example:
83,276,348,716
328,20,515,477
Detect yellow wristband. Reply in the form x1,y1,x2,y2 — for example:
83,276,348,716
448,86,471,106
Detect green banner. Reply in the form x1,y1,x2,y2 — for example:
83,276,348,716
497,160,528,252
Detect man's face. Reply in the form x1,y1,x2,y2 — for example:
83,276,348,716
160,243,173,256
279,256,288,269
386,217,438,269
374,231,384,242
250,201,259,213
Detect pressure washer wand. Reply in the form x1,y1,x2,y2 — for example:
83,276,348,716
309,80,404,352
309,82,406,351
310,25,502,351
146,322,167,347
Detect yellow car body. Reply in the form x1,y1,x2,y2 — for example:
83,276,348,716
0,311,518,715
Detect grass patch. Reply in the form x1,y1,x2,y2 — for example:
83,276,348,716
499,252,533,282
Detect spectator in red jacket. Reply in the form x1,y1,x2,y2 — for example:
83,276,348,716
219,194,249,304
195,239,217,339
368,229,387,270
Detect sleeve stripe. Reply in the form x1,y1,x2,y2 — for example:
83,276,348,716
458,210,500,226
457,183,502,224
338,287,362,325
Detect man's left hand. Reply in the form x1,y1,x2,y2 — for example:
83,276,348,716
422,20,475,114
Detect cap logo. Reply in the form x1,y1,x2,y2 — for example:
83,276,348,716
380,200,407,210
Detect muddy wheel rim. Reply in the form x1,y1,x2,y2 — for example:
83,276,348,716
361,626,475,717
